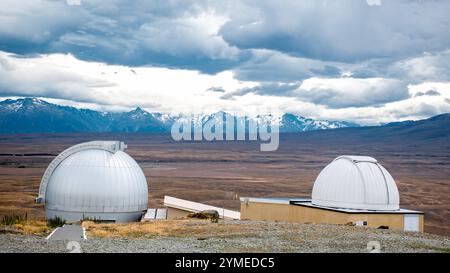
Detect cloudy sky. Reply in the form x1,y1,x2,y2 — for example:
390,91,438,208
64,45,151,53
1,0,449,124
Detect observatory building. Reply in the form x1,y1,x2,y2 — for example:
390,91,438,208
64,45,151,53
36,141,148,223
240,156,424,232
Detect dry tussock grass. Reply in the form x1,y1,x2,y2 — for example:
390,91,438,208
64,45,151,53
82,219,259,238
1,133,449,236
2,220,51,235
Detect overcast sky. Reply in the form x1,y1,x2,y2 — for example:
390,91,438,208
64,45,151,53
1,0,449,124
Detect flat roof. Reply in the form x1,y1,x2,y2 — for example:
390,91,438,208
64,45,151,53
240,197,423,214
291,201,423,214
143,208,167,220
164,196,241,219
239,197,310,205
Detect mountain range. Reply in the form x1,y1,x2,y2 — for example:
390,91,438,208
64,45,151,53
0,98,360,133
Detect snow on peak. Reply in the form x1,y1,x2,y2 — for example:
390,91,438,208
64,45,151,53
129,107,150,119
2,98,49,111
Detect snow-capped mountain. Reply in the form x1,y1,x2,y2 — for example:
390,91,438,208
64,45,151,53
0,98,112,133
108,107,168,132
278,113,359,132
0,98,359,133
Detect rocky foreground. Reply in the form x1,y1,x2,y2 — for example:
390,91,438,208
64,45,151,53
0,220,449,253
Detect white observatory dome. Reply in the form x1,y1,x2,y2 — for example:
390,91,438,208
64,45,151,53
37,141,148,223
312,156,400,211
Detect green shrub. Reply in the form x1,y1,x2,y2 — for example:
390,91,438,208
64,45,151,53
1,213,27,226
47,216,66,228
81,215,109,223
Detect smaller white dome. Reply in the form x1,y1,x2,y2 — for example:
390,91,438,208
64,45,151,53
312,155,400,211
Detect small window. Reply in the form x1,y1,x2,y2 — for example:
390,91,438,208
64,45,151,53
355,220,368,226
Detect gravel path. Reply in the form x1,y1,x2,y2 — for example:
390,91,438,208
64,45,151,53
1,221,449,253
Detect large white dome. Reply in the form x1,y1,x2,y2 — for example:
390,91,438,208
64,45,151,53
312,155,400,211
40,141,148,223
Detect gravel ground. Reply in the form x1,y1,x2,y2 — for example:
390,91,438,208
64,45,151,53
1,221,449,253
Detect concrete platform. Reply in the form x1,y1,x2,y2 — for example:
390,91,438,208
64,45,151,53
46,225,86,241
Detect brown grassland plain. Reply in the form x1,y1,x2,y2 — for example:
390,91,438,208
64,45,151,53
0,132,448,236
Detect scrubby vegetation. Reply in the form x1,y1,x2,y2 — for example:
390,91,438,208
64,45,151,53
81,216,112,224
1,213,51,235
82,219,256,238
2,213,27,226
187,210,220,223
47,216,65,228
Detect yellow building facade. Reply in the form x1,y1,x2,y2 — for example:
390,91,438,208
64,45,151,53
240,198,424,232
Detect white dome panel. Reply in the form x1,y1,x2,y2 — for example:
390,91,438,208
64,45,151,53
312,155,400,211
43,142,148,223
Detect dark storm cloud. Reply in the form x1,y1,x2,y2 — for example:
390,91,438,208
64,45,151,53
310,66,341,77
293,78,409,109
220,0,450,63
1,0,449,77
206,87,226,93
221,82,301,99
232,49,346,82
415,90,441,97
1,0,449,118
348,69,380,79
0,0,242,73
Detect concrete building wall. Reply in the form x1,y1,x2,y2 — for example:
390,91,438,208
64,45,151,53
240,202,424,232
240,202,290,222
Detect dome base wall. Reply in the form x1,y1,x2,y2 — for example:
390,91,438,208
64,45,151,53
312,199,400,211
45,208,145,223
